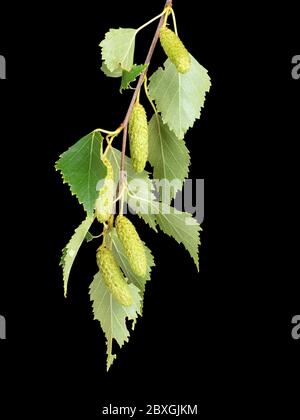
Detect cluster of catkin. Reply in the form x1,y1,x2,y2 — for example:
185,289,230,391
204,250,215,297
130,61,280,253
94,27,190,306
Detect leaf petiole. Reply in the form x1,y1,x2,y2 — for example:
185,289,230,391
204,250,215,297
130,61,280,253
94,126,123,136
102,125,123,158
136,7,170,34
85,231,104,242
170,8,178,35
102,135,115,158
144,76,158,115
113,182,128,205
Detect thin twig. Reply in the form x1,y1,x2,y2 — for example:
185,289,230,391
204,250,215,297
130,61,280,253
118,0,173,214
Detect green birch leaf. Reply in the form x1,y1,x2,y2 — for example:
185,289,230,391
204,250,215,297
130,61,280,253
100,28,137,72
109,147,158,231
156,204,201,271
89,271,141,370
55,131,106,215
61,215,94,297
60,247,67,267
101,62,122,78
110,229,155,299
148,55,211,139
120,64,147,92
148,114,190,202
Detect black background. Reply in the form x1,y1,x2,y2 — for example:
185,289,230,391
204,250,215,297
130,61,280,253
0,1,299,417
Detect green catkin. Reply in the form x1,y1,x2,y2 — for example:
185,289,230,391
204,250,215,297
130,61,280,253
95,157,114,223
115,215,147,278
159,27,191,74
128,103,148,173
96,245,133,306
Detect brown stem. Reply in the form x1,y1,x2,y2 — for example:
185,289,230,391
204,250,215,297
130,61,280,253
119,0,172,213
